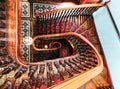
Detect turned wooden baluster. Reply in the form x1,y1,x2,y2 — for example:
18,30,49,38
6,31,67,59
0,62,20,78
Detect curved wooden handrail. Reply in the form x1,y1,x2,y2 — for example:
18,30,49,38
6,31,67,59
5,0,104,88
50,63,103,89
33,39,62,51
17,31,103,67
32,32,100,56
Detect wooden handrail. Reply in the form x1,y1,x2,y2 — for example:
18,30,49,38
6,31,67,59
35,3,104,17
105,0,120,37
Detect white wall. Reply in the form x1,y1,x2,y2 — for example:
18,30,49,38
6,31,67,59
108,0,120,34
93,4,120,89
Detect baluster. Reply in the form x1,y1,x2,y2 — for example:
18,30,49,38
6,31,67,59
68,59,83,72
0,62,20,78
0,56,13,66
28,65,38,89
0,11,6,19
29,65,38,78
59,60,73,77
18,75,30,89
14,66,28,79
0,77,15,89
47,62,56,86
0,2,6,11
54,61,69,80
72,58,87,71
64,59,81,74
0,47,8,56
36,64,46,88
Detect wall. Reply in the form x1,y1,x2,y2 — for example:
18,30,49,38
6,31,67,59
108,0,120,35
93,2,120,89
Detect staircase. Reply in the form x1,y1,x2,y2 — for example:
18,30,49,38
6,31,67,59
0,1,113,88
0,0,9,86
0,0,7,51
86,16,113,88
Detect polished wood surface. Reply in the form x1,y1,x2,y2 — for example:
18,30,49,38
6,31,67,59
0,0,108,88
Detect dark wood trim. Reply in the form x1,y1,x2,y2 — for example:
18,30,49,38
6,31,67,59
105,0,120,37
